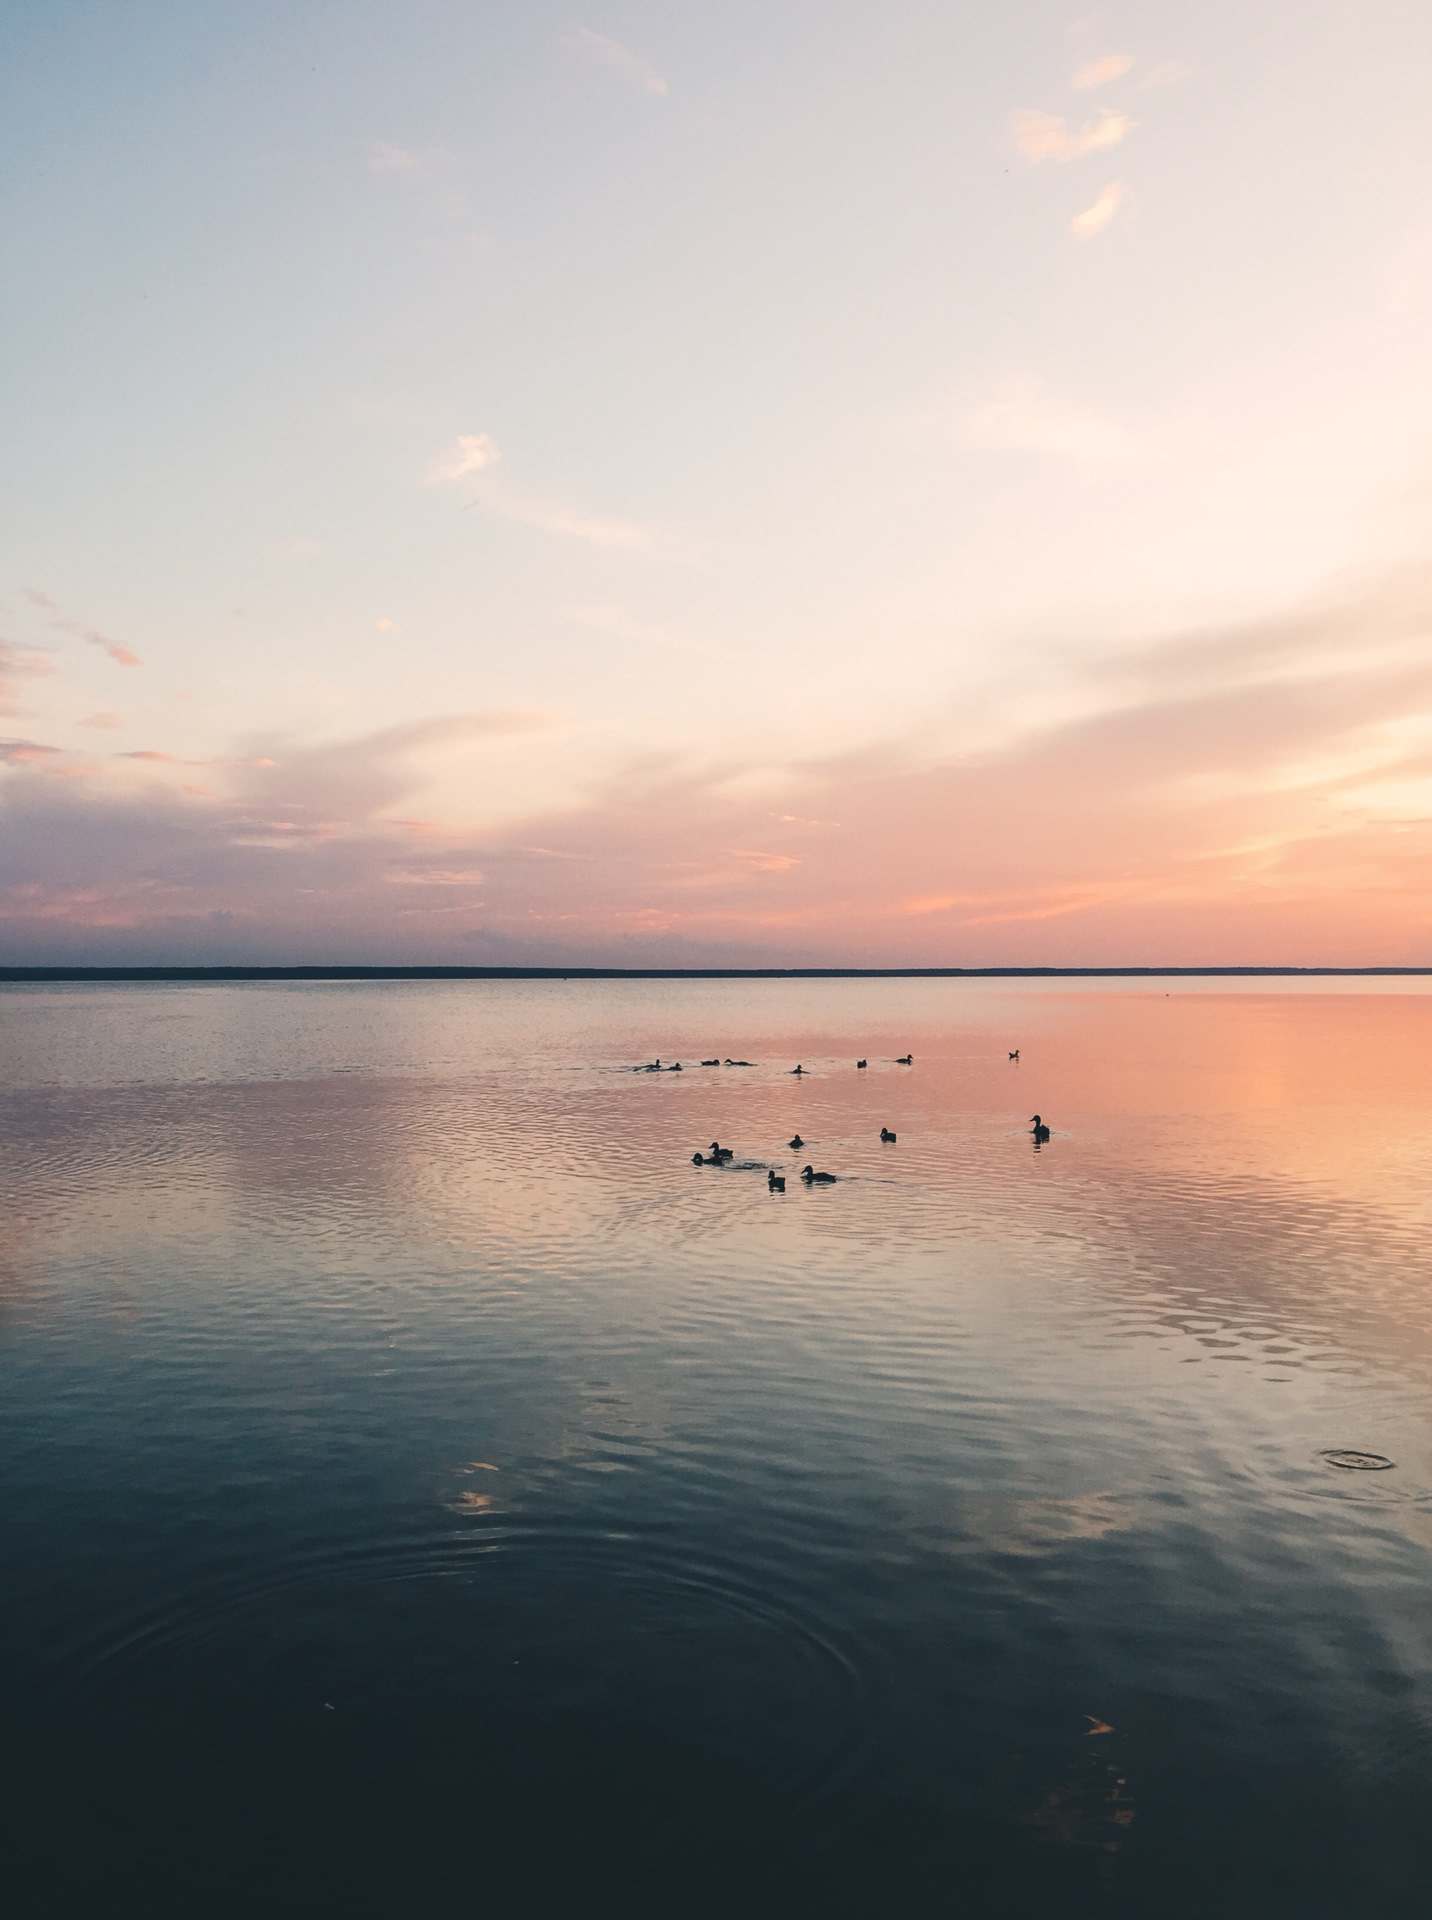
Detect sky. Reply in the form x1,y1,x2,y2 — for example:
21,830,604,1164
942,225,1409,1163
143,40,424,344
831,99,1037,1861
4,0,1432,967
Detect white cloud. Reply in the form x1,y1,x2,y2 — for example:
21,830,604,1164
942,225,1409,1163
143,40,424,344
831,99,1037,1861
1071,180,1129,240
500,493,652,551
1071,54,1136,91
1011,108,1134,163
562,26,667,96
369,141,420,175
1141,59,1192,89
428,434,502,482
960,375,1142,467
563,604,725,656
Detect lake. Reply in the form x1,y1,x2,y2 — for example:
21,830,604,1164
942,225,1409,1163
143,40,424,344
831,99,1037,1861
4,977,1432,1915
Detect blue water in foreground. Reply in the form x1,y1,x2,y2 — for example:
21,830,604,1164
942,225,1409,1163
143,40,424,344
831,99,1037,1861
4,977,1432,1916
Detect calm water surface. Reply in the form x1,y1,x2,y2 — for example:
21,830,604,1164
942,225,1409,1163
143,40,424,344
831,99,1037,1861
4,978,1432,1915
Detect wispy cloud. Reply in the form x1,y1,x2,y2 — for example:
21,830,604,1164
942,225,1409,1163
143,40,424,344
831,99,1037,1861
24,590,141,667
428,436,656,550
563,605,721,655
369,141,421,175
490,492,654,552
955,375,1143,467
562,26,668,95
1071,180,1129,240
79,711,122,730
428,433,502,482
1011,108,1134,164
1071,54,1135,91
0,641,52,716
11,568,1432,967
0,737,62,765
1141,59,1192,89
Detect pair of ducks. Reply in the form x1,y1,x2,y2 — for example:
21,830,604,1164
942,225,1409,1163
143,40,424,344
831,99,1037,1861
766,1168,834,1187
692,1141,734,1166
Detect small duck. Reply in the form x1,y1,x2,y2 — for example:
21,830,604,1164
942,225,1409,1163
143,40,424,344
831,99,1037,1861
880,1127,896,1143
724,1058,755,1067
768,1171,785,1192
788,1134,804,1149
701,1059,720,1067
790,1064,806,1075
856,1059,867,1069
801,1165,837,1183
668,1062,682,1071
1008,1050,1019,1061
896,1054,913,1065
708,1141,734,1161
1030,1114,1050,1143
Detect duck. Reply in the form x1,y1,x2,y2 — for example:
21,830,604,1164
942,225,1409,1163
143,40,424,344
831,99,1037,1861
724,1058,754,1067
896,1054,913,1065
1030,1114,1050,1143
788,1134,804,1150
1008,1050,1019,1061
801,1165,837,1183
856,1058,867,1069
880,1127,896,1143
709,1141,734,1161
768,1171,785,1192
790,1064,806,1074
701,1059,720,1067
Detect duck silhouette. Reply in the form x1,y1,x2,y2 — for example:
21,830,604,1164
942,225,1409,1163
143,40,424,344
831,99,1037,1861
1030,1114,1050,1143
708,1141,734,1161
801,1165,837,1183
1009,1050,1019,1061
701,1059,720,1067
880,1127,897,1143
788,1134,804,1150
895,1054,913,1065
724,1058,754,1067
790,1064,806,1075
768,1171,785,1192
856,1058,867,1069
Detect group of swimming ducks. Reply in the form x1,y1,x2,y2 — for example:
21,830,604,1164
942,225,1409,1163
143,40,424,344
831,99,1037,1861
640,1054,917,1075
693,1127,899,1189
688,1051,1050,1187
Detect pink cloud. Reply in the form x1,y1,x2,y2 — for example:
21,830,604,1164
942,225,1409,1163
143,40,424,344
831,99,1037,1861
5,570,1432,965
25,590,142,667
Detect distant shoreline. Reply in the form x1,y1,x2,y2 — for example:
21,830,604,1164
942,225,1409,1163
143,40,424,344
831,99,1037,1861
3,966,1431,984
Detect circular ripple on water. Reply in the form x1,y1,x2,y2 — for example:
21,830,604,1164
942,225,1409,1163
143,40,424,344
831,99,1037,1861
1319,1449,1396,1472
48,1523,872,1813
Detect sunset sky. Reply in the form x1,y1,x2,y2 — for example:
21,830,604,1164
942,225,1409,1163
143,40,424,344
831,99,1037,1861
4,0,1432,965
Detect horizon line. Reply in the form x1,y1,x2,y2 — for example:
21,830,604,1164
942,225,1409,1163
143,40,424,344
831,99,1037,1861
4,965,1432,984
